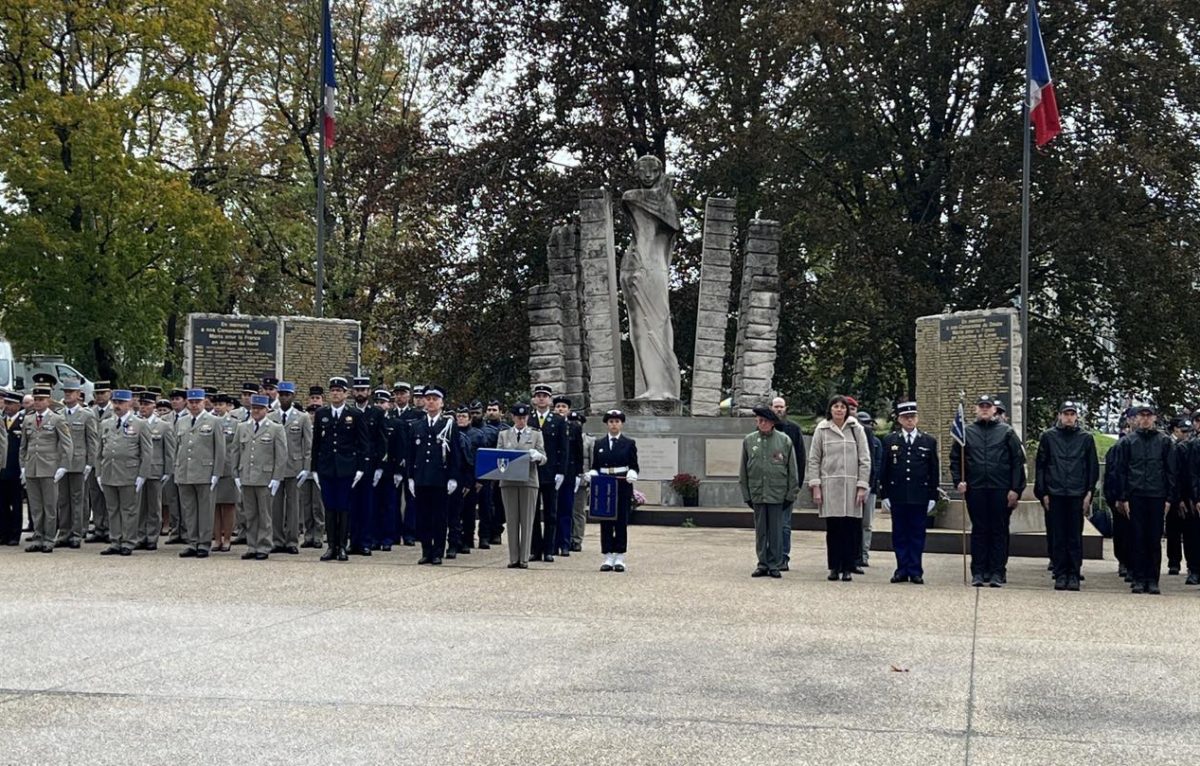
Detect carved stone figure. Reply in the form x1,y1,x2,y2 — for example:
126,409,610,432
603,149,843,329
620,156,682,400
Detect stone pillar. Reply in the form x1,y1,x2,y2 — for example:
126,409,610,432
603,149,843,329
578,189,625,413
915,308,1023,484
547,224,585,406
690,198,736,416
527,285,566,394
732,219,781,415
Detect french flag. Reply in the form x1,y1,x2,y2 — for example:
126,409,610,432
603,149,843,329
1029,1,1061,147
321,0,337,148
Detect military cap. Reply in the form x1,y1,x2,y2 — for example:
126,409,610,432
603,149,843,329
169,388,187,399
532,384,553,396
373,389,391,402
156,399,171,409
241,381,260,394
455,404,470,414
129,385,147,394
552,395,572,406
278,381,296,394
392,381,411,392
993,399,1007,414
856,411,875,427
261,376,280,388
61,378,83,392
2,390,23,403
351,376,372,388
31,386,53,398
603,409,627,423
1133,402,1155,414
328,377,349,390
250,394,270,408
111,390,133,402
750,405,778,424
895,401,918,417
487,399,503,407
202,385,218,397
147,385,163,395
187,388,206,400
424,386,445,399
510,402,531,417
93,380,112,393
31,372,57,387
309,385,325,396
138,391,156,403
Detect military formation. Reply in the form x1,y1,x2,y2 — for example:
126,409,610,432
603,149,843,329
1,370,1196,595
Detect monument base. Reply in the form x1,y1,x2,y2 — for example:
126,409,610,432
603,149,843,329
620,398,683,417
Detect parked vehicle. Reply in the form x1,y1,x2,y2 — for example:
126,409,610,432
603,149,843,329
0,341,94,402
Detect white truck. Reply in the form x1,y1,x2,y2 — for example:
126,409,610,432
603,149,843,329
0,341,95,402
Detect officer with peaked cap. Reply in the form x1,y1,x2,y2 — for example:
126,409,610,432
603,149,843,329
163,388,189,544
311,377,369,561
133,390,175,550
96,390,153,556
879,402,939,584
406,385,460,564
174,388,226,558
56,378,99,548
20,385,72,552
496,402,544,568
588,409,640,572
267,381,310,555
346,376,385,555
233,394,288,560
528,384,567,562
86,380,114,543
373,387,401,551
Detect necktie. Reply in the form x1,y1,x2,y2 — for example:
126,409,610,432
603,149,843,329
36,414,42,428
282,412,287,425
191,415,197,428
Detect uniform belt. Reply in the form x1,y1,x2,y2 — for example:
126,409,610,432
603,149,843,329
599,466,630,475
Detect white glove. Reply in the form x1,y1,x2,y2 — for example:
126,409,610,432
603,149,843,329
19,468,26,485
882,498,892,512
587,469,599,479
393,474,403,488
269,479,280,496
408,478,416,495
297,470,309,484
84,465,93,480
234,477,242,492
927,500,936,513
554,474,564,490
53,467,66,483
312,472,321,489
210,475,219,490
447,479,458,495
352,470,364,487
161,474,169,483
373,468,383,487
135,476,145,493
626,469,638,484
574,477,581,492
528,449,545,464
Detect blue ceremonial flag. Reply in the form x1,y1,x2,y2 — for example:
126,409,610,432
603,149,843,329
475,448,533,481
589,474,619,519
951,400,966,447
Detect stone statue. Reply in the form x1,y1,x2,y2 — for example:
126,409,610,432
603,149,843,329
620,155,682,400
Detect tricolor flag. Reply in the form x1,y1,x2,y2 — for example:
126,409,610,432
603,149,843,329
321,0,337,148
1028,1,1061,147
951,400,966,447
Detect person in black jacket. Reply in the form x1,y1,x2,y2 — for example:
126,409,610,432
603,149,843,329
879,401,939,584
949,394,1027,587
588,409,640,572
553,395,584,557
1,391,25,545
1034,402,1100,591
1182,426,1200,585
1112,403,1177,594
528,385,567,562
406,386,460,565
1104,411,1133,582
1165,416,1194,579
770,397,806,571
346,378,386,556
856,411,882,569
310,377,370,562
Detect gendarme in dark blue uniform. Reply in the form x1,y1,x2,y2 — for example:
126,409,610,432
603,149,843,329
878,401,939,583
407,386,459,564
310,377,370,562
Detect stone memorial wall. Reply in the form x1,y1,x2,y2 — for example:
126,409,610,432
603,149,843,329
578,189,625,412
691,197,736,416
281,317,361,395
731,219,782,414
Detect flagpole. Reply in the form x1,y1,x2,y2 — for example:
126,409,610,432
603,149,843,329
1018,1,1033,442
315,0,328,319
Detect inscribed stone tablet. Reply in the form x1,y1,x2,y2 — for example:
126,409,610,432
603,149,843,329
186,314,279,392
633,437,679,480
705,438,744,477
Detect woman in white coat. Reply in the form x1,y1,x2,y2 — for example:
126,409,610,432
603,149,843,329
807,394,872,581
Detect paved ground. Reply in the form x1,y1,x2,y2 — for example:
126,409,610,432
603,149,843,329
0,526,1197,765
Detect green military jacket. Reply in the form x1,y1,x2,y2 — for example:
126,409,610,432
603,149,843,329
739,427,800,505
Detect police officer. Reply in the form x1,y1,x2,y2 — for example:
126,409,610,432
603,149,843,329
1112,403,1177,594
96,390,152,556
373,388,400,551
1034,401,1100,591
310,377,369,562
588,409,640,572
267,381,310,555
57,378,99,548
345,377,385,555
21,385,72,552
299,389,326,548
407,386,459,565
878,402,939,584
949,395,1026,587
233,394,287,560
447,405,482,557
134,391,175,550
174,388,225,558
551,395,583,557
86,380,114,544
528,385,567,562
393,381,423,547
1,390,24,545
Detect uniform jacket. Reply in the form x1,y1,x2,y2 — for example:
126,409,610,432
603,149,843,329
1102,433,1126,505
268,406,312,477
1113,427,1176,502
61,405,100,472
2,410,24,479
232,417,288,485
386,416,409,477
20,409,72,478
565,420,584,477
93,403,114,423
217,413,239,479
1173,437,1191,504
407,412,460,487
174,410,227,484
741,427,800,506
1034,424,1100,500
496,426,544,488
529,409,567,483
98,413,153,486
949,419,1026,492
139,414,177,478
591,433,640,506
353,403,387,471
311,404,370,478
806,418,870,518
879,429,940,505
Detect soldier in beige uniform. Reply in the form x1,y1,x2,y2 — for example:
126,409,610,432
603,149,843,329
97,390,153,555
86,381,114,543
175,388,225,558
20,386,72,552
134,392,175,550
233,395,288,559
497,403,546,568
56,379,99,548
268,382,311,554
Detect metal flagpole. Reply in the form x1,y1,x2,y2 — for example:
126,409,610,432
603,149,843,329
315,0,328,319
1018,1,1034,441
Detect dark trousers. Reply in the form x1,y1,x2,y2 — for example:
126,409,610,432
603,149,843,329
490,482,505,539
415,484,448,558
399,484,417,542
1112,502,1132,568
0,478,22,542
1164,506,1199,571
1047,495,1084,577
458,485,477,549
600,494,631,554
349,479,374,549
1185,511,1200,574
1129,495,1166,585
825,516,861,573
554,480,576,553
531,481,558,557
373,477,397,546
966,489,1010,577
891,502,928,577
448,484,474,550
319,475,354,551
476,481,498,542
1166,506,1184,569
1043,505,1055,564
